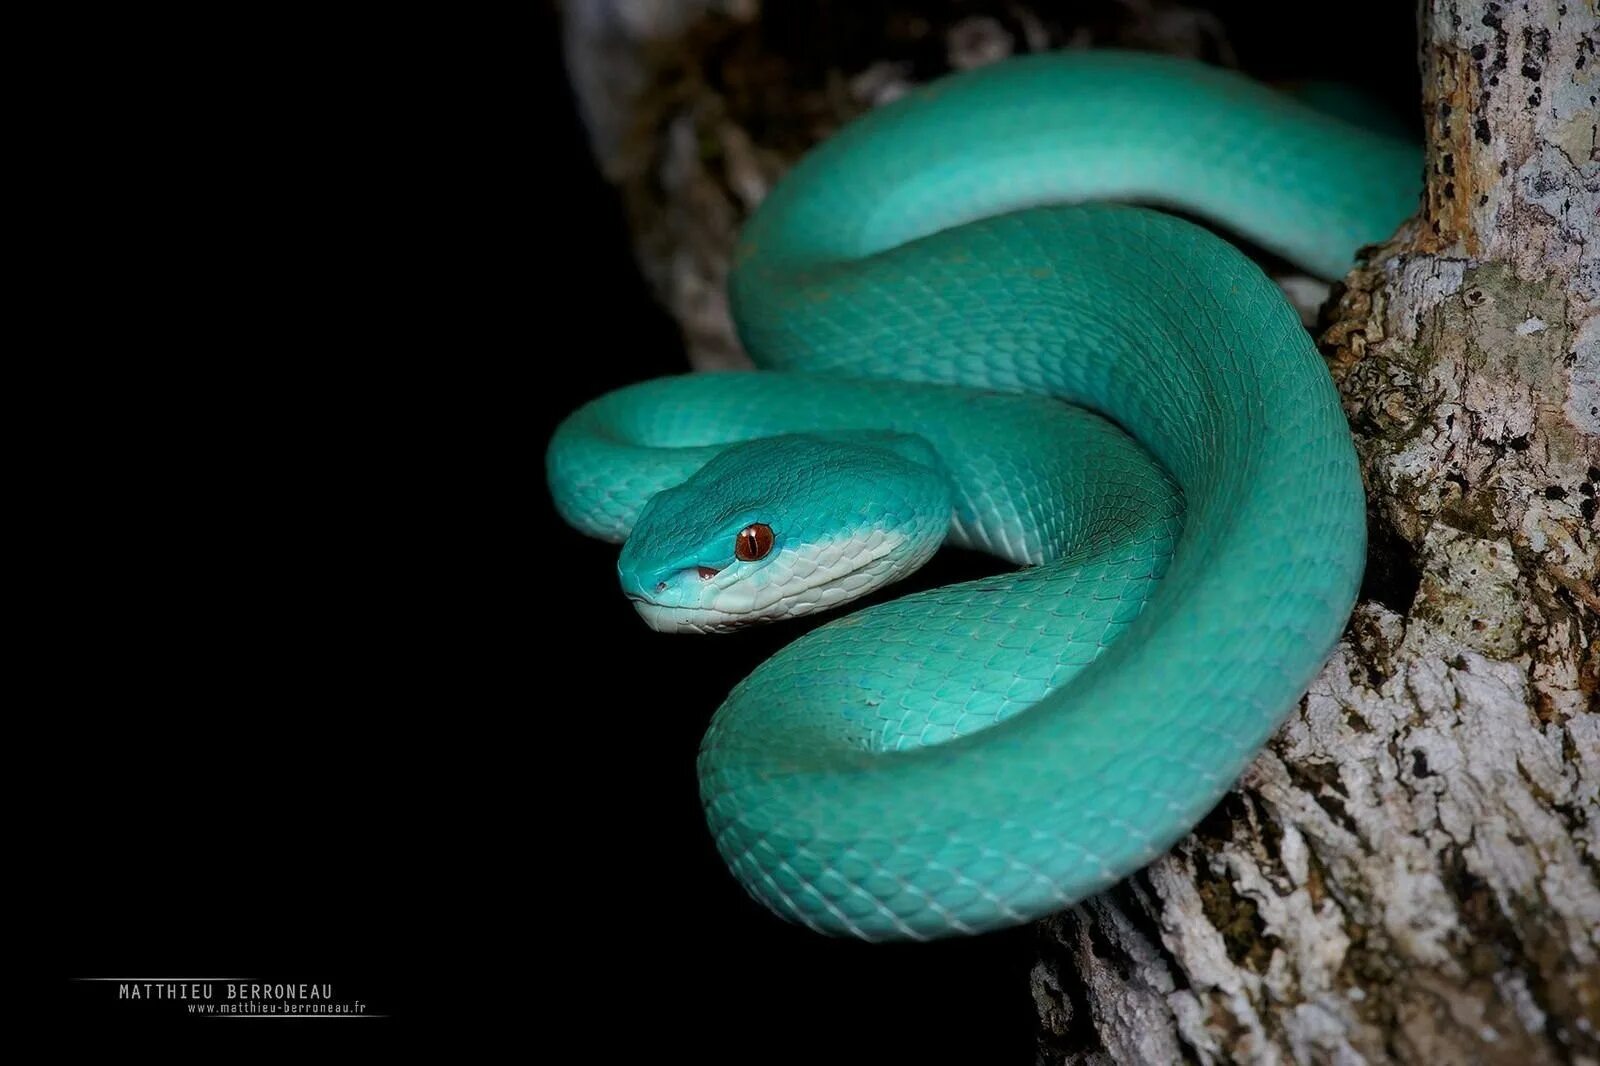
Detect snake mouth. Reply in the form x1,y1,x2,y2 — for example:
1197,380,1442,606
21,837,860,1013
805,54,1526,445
626,543,905,635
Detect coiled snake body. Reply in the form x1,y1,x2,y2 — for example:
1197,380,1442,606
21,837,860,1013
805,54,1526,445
548,51,1417,940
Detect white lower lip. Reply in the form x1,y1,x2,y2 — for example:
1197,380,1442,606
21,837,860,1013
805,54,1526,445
632,600,746,635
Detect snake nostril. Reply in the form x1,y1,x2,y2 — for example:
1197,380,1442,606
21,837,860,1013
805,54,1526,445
656,581,668,593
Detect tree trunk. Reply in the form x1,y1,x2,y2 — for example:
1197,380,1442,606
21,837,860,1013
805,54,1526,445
560,2,1599,1061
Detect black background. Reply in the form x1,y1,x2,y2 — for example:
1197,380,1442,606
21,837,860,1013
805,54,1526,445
48,2,1417,1057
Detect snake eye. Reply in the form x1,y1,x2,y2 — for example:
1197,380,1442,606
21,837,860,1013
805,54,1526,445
734,523,774,562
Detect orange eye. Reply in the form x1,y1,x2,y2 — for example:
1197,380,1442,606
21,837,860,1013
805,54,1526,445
735,523,774,562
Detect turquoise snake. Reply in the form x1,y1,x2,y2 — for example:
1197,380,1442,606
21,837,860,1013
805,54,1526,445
547,50,1417,940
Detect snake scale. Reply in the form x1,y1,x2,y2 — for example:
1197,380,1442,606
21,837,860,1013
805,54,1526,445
548,50,1418,940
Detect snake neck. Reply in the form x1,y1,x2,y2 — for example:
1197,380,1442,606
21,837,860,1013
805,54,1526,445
549,372,1181,570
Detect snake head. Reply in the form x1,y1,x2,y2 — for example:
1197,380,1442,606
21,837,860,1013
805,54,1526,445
617,432,951,634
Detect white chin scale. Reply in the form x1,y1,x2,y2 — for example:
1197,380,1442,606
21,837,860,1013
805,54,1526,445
629,527,928,634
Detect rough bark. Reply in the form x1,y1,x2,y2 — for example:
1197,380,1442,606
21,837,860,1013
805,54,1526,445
561,1,1599,1061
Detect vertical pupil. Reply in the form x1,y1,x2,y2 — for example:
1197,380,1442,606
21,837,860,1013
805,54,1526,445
737,524,771,561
